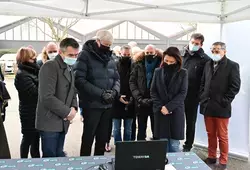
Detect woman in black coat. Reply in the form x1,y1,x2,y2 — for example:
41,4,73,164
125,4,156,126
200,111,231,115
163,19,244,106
150,47,188,152
14,47,40,158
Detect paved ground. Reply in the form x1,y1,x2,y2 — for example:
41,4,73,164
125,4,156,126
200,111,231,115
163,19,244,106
3,76,250,170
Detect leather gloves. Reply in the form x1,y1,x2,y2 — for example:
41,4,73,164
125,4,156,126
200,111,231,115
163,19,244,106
101,90,117,104
138,98,152,107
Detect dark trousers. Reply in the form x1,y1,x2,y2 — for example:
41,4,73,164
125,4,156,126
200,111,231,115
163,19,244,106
107,115,113,143
80,108,112,156
137,114,154,140
131,116,137,141
0,116,11,159
40,131,66,158
20,132,40,158
184,100,199,150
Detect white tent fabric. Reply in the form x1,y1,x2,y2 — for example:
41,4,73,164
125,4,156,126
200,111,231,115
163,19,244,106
0,0,250,23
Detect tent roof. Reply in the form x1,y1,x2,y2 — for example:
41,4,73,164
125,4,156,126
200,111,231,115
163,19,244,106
0,0,249,23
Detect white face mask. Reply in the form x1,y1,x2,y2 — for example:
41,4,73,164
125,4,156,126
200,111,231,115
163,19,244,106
189,42,200,52
210,54,221,61
48,52,58,60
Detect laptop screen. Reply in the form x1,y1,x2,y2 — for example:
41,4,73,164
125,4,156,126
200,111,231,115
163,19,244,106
115,140,167,170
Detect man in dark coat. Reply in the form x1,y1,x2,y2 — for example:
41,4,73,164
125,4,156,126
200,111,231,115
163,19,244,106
74,30,120,156
112,45,134,143
36,38,79,158
182,33,210,151
129,45,162,140
200,42,240,170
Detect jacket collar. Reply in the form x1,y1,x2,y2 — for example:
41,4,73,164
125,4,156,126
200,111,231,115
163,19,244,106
55,54,67,69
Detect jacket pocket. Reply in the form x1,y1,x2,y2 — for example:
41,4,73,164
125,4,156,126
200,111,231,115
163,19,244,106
45,110,53,119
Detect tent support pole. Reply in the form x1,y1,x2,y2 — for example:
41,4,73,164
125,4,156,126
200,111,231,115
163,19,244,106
220,0,225,41
220,22,223,41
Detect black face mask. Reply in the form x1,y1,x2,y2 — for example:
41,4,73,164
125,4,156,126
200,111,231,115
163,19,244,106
163,63,178,72
145,55,155,63
121,56,130,63
99,44,110,53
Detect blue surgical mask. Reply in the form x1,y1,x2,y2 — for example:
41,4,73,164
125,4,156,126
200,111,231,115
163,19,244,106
189,43,200,52
210,54,221,61
64,57,76,66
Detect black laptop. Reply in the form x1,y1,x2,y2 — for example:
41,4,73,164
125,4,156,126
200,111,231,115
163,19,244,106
115,140,168,170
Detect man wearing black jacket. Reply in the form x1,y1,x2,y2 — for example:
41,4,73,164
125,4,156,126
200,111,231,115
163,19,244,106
129,45,162,140
74,30,120,156
200,42,240,170
182,33,210,151
112,45,134,143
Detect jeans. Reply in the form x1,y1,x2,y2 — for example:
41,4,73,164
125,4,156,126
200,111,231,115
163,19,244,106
20,132,40,158
113,118,133,143
40,131,66,158
166,139,180,153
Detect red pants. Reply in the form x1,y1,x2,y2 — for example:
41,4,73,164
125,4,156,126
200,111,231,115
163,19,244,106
204,116,229,165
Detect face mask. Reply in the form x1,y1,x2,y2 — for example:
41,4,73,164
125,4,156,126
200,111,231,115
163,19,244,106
121,56,130,62
64,57,77,66
189,43,200,52
145,54,155,61
210,54,221,61
163,63,178,71
100,44,110,53
48,52,58,60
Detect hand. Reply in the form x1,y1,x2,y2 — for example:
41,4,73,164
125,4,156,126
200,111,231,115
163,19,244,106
161,106,169,115
67,107,77,121
139,98,152,107
101,91,114,104
119,95,129,105
80,115,84,122
107,90,117,99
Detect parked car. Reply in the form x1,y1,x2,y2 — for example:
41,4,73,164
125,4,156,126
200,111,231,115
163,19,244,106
0,53,16,74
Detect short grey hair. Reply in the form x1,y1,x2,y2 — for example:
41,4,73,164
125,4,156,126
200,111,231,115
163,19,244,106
145,44,156,50
212,42,226,50
121,45,131,51
96,30,114,43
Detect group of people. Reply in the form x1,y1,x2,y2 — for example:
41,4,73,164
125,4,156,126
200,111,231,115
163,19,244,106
0,30,241,170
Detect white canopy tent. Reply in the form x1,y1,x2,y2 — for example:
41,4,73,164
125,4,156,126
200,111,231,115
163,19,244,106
0,0,250,161
0,0,249,23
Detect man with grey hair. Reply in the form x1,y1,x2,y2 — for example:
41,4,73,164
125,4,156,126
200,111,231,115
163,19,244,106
200,42,240,170
130,44,162,140
74,30,120,156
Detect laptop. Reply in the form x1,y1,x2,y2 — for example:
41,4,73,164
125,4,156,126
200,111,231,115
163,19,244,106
115,140,168,170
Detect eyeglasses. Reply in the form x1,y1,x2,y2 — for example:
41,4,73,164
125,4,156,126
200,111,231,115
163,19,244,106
210,48,225,54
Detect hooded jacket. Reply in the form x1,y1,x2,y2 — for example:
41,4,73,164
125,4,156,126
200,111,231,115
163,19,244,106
74,40,120,109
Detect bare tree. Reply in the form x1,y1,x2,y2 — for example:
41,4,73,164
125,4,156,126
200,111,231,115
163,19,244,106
31,17,79,42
